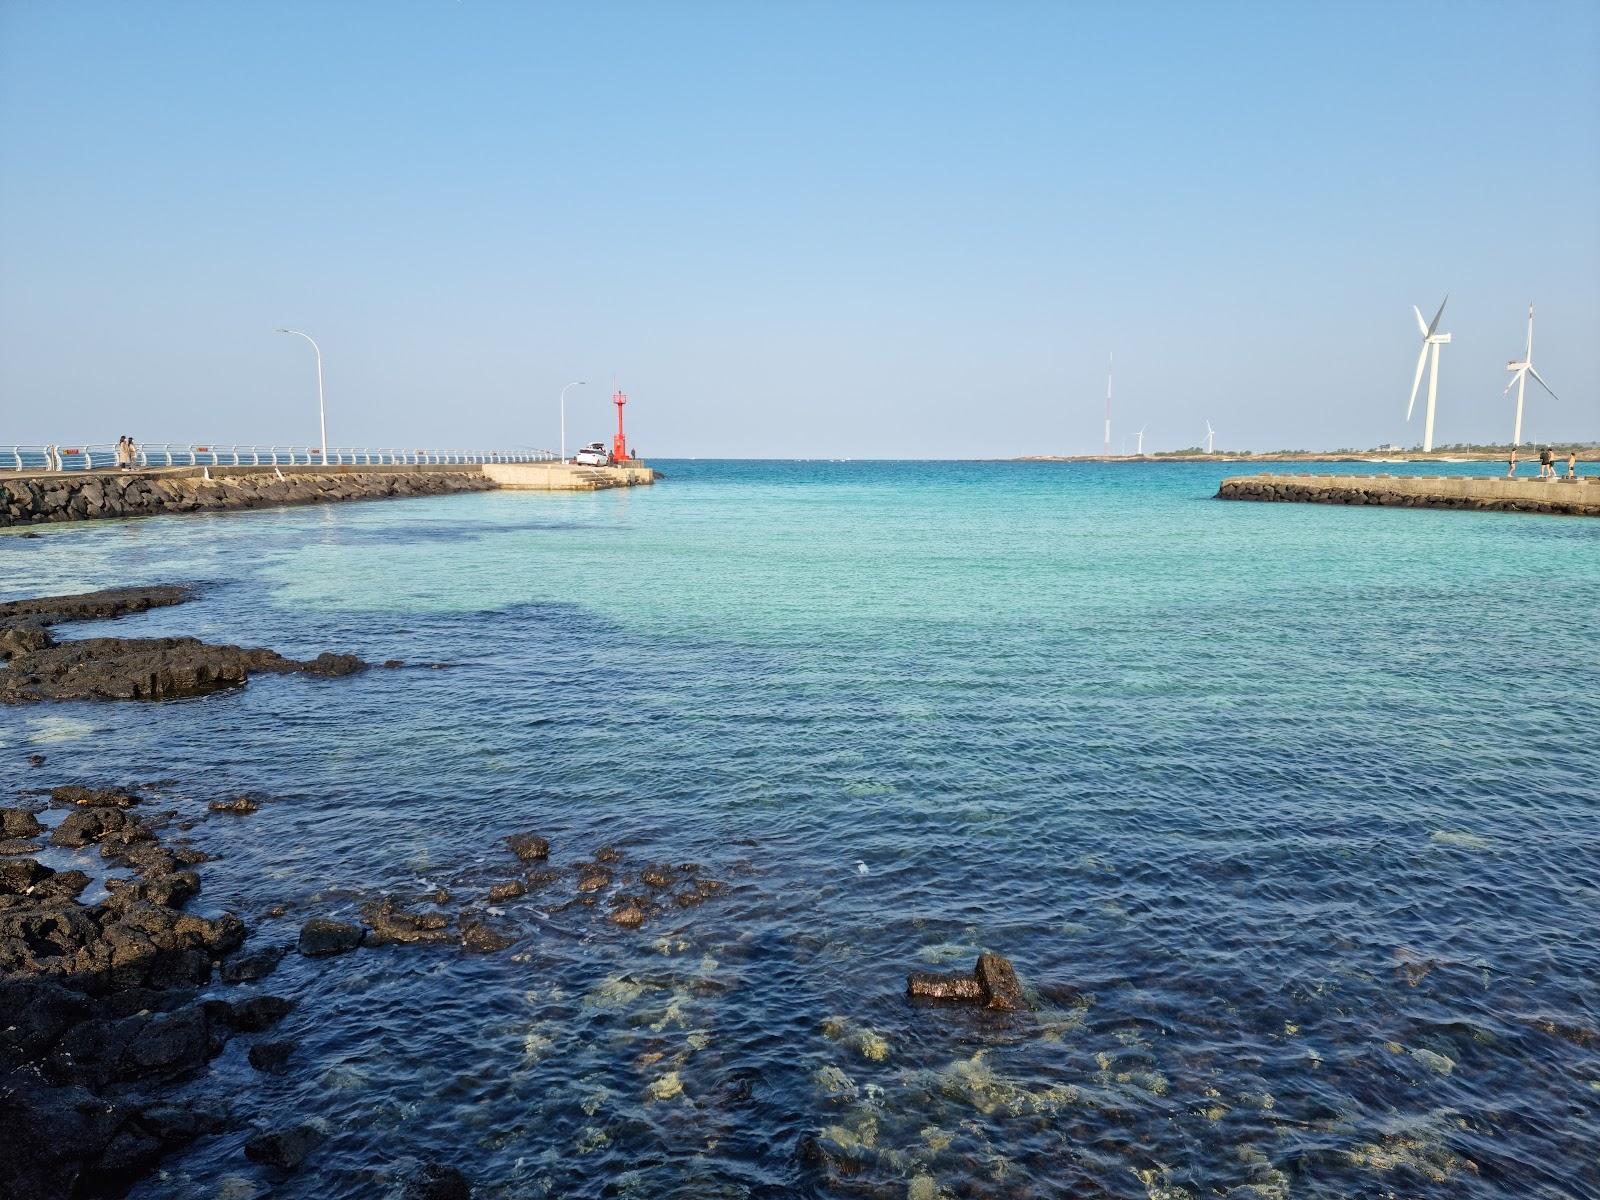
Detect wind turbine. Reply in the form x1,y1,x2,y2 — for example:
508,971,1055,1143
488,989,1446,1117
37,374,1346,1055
1504,303,1559,447
1204,421,1215,454
1103,352,1113,456
1136,426,1147,456
1406,297,1451,452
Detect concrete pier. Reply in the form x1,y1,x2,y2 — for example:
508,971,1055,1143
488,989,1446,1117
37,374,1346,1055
481,462,655,491
1218,472,1600,517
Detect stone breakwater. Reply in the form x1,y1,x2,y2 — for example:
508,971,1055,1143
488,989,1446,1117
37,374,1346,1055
0,465,495,528
1217,472,1600,517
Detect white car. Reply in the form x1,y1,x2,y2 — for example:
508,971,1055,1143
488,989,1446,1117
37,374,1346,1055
573,443,610,467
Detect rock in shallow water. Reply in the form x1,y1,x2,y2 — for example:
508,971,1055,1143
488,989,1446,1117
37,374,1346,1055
243,1123,324,1171
297,918,364,957
220,944,287,983
248,1039,296,1074
504,832,550,862
907,952,1027,1010
403,1162,473,1199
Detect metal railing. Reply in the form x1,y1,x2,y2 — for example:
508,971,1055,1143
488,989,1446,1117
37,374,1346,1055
3,444,557,472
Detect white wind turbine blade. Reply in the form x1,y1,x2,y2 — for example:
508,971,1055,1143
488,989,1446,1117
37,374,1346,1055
1527,365,1560,401
1504,365,1527,397
1426,295,1449,336
1413,305,1429,338
1407,342,1429,419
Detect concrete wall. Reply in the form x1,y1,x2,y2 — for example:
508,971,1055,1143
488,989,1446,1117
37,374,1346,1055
482,462,656,491
1218,473,1600,517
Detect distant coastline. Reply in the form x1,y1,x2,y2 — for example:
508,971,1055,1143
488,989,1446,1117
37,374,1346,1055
1014,445,1599,465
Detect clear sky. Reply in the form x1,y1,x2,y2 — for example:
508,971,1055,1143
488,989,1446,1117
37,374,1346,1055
1,1,1596,457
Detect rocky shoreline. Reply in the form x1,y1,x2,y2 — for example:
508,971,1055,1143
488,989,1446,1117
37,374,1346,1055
0,586,369,703
1,466,495,528
1,585,742,1196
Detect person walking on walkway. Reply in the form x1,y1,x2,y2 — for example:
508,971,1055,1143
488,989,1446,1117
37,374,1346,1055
1568,450,1578,481
1506,448,1518,478
114,436,129,470
1539,446,1554,479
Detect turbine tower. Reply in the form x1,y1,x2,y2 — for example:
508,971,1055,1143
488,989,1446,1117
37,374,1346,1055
1204,421,1215,454
1104,352,1113,457
1406,297,1451,452
1504,303,1560,447
1135,425,1147,456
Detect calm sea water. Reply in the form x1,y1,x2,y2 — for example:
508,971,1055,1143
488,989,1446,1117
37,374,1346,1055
3,460,1598,1200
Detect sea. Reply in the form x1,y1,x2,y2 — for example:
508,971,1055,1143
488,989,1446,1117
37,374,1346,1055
3,459,1597,1199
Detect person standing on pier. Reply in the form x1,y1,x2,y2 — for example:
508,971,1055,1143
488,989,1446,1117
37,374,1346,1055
1506,448,1518,478
1568,450,1578,481
1539,446,1554,479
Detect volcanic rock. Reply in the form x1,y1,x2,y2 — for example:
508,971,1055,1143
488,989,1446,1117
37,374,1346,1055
227,994,295,1032
907,952,1027,1010
297,917,364,957
361,896,453,946
220,944,288,983
244,1123,324,1171
504,832,549,862
404,1162,473,1200
1,807,45,839
248,1039,296,1074
459,918,516,953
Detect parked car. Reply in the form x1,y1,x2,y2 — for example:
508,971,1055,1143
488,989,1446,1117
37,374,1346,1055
573,442,610,466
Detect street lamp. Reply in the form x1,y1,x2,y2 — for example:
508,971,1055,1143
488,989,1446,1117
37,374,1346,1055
560,380,586,462
275,329,328,466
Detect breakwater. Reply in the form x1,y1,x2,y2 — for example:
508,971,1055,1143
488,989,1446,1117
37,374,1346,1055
1217,472,1600,516
4,465,494,528
2,461,658,529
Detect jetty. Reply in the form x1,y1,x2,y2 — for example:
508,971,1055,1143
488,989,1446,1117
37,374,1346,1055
1217,472,1599,517
1,459,655,529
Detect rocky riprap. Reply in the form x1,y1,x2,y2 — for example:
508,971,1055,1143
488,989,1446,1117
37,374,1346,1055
0,467,495,528
0,785,294,1199
0,585,367,703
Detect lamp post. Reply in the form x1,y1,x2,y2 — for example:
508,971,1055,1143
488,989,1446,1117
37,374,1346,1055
560,380,585,462
275,329,327,465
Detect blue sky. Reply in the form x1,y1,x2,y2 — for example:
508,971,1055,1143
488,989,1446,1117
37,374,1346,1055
1,0,1596,456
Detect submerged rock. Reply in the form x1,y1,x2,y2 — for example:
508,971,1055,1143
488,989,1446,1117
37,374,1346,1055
247,1039,295,1074
403,1162,473,1200
220,944,288,984
227,995,295,1032
208,796,260,815
297,918,364,957
361,896,453,946
244,1123,324,1171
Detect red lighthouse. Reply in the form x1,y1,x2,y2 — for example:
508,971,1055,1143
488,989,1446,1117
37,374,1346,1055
611,388,630,464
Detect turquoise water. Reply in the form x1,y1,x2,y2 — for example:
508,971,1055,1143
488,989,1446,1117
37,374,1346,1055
3,460,1598,1199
